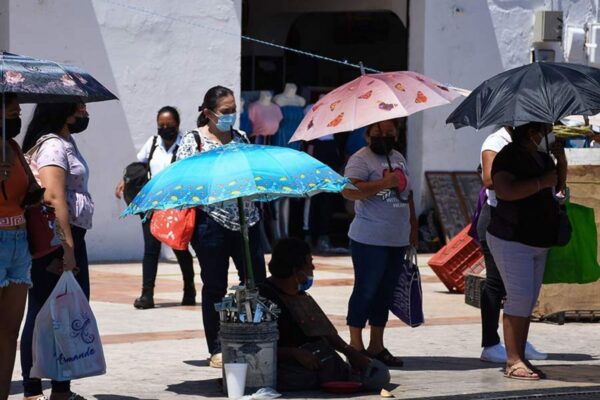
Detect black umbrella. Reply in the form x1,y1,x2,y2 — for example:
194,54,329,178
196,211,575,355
446,62,600,129
0,52,118,103
1,51,118,161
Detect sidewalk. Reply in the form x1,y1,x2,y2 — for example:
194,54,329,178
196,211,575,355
9,255,600,399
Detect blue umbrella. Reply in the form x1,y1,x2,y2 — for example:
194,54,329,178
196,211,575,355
122,143,351,287
1,51,118,103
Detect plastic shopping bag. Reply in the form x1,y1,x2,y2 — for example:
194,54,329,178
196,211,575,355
544,203,600,284
30,271,106,381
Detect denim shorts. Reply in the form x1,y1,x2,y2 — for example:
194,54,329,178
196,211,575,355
0,228,32,287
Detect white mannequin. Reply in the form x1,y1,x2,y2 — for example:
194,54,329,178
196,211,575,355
258,90,273,105
274,83,306,107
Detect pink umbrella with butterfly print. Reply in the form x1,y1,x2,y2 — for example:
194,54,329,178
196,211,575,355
289,71,462,142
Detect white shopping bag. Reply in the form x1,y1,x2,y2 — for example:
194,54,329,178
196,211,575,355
30,271,106,380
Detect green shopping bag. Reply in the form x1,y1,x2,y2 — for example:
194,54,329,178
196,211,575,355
544,202,600,284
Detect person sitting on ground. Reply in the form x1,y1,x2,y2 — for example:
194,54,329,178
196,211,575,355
258,238,390,392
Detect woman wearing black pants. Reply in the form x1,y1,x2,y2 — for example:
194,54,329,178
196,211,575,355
115,106,195,309
21,102,94,400
176,86,266,369
478,127,546,363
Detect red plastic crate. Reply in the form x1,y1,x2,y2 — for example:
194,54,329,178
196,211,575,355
427,225,485,293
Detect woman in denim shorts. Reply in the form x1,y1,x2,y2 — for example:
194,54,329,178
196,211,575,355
0,93,38,399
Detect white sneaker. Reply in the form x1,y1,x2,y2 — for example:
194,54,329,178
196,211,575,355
480,343,507,363
525,342,548,360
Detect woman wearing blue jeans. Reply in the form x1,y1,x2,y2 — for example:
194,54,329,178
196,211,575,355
342,120,418,367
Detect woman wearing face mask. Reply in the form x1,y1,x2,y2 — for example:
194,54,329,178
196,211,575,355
342,119,418,367
115,106,195,309
21,102,94,400
176,86,266,369
486,122,566,381
0,93,41,400
258,238,390,392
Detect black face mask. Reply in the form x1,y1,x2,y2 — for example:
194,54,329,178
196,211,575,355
158,127,178,141
68,116,90,134
369,136,395,155
0,118,22,139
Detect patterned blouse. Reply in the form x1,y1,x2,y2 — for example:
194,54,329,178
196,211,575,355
176,129,260,231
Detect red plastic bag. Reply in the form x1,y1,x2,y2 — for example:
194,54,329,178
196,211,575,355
150,208,196,250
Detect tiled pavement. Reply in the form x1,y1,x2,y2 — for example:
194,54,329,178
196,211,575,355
9,255,600,399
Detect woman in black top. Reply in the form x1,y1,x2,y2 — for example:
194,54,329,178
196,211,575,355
486,122,567,380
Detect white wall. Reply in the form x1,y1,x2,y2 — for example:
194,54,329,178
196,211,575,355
9,0,242,261
408,0,599,213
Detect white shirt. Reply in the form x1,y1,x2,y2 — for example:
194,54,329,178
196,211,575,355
480,128,512,207
136,133,183,177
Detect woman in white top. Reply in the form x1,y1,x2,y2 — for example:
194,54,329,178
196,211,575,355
115,106,195,309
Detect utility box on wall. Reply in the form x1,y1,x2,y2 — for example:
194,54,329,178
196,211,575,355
533,11,563,42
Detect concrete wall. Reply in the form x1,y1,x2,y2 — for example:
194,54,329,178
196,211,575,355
0,0,8,50
8,0,242,261
408,0,600,213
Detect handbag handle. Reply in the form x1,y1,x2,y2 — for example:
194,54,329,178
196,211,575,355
405,246,418,270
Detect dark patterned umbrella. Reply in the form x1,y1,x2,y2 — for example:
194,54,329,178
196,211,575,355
446,62,600,129
0,51,118,103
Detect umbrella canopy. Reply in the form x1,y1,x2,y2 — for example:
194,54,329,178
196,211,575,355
290,71,461,142
446,62,600,130
122,143,350,217
0,51,118,103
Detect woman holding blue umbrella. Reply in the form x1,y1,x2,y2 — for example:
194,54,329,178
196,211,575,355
176,86,266,369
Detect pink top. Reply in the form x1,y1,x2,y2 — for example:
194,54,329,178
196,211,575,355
248,102,283,137
36,135,94,229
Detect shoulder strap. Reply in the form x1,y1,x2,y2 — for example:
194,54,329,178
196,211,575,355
170,145,179,164
147,135,159,164
233,129,250,144
25,133,62,161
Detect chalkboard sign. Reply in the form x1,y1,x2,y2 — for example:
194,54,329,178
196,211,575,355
426,171,482,243
454,172,483,218
426,172,468,242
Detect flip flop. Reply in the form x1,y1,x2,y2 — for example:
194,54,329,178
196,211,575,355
504,362,540,381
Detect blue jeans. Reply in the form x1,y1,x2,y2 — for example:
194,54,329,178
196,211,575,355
347,240,406,328
190,210,266,355
0,228,32,287
21,226,89,396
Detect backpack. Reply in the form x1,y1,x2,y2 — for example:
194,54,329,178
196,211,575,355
123,136,179,205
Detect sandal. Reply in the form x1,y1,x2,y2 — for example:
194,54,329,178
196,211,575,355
369,348,404,367
504,362,540,381
525,362,546,379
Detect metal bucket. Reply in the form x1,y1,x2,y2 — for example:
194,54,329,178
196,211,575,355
220,321,279,393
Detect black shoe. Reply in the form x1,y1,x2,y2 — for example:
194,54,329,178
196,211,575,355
133,288,154,309
181,284,196,306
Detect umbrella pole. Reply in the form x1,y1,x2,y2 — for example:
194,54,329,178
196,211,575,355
1,91,7,201
2,91,5,162
237,197,255,289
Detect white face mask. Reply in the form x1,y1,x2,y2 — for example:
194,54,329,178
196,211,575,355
534,132,556,153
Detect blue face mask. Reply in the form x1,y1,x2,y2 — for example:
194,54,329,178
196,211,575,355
297,274,314,292
216,112,236,132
